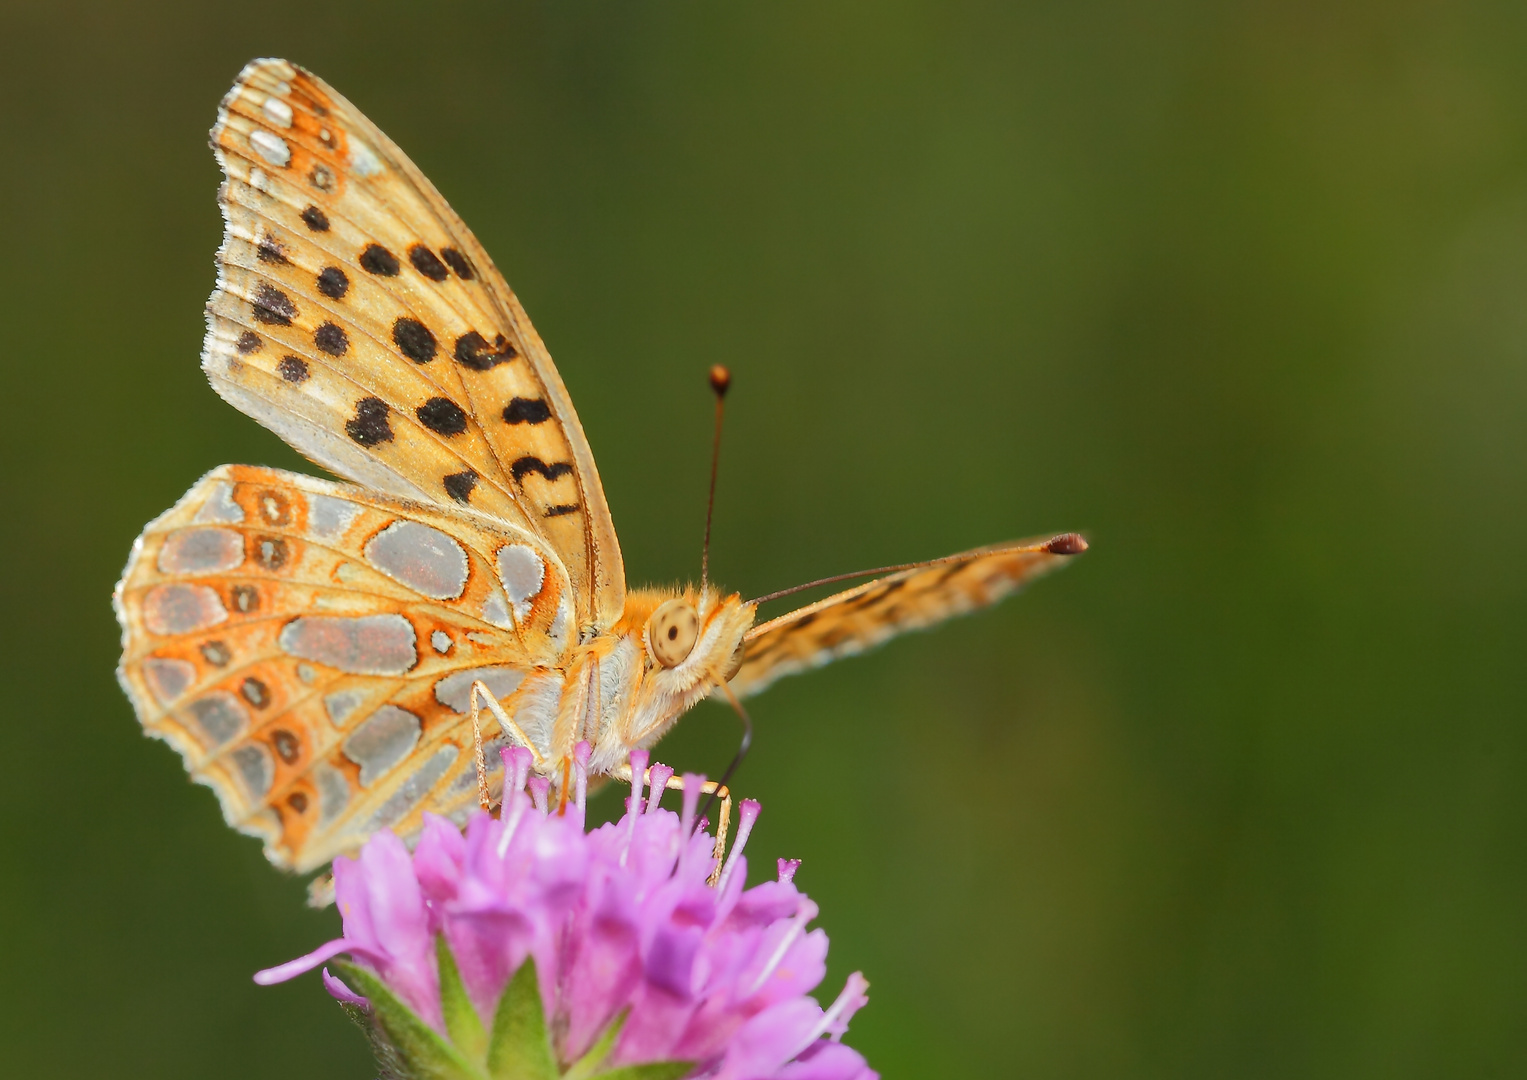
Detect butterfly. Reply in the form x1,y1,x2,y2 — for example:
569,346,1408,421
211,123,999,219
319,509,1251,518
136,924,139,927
113,58,1087,875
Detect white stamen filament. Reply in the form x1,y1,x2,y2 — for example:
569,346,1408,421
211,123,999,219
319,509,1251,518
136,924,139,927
785,971,870,1057
496,748,533,858
716,799,760,893
647,763,674,814
743,898,819,999
621,750,649,867
680,772,704,837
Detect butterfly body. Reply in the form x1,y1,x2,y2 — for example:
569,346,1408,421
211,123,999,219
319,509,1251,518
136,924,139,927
114,59,1085,874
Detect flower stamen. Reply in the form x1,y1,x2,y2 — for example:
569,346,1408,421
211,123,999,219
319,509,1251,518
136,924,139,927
646,762,674,814
680,772,705,845
788,971,871,1057
743,898,819,999
528,774,550,814
496,745,534,857
716,798,760,893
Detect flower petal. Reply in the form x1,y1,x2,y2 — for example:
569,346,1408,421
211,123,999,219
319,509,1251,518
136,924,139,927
322,966,370,1007
774,1040,879,1080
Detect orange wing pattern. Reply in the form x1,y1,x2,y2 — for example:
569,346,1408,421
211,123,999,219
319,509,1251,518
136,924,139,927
730,538,1085,699
114,466,574,871
202,59,623,636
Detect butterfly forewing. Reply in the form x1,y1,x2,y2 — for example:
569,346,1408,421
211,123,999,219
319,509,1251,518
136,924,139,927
730,541,1076,699
203,58,623,635
114,465,574,870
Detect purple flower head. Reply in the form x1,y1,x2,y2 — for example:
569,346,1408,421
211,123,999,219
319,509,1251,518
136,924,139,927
257,744,876,1080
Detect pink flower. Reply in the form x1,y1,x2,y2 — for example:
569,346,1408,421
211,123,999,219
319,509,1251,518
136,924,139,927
257,745,876,1080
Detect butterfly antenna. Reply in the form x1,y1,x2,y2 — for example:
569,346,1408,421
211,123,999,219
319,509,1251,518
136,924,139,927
697,681,753,833
700,365,731,606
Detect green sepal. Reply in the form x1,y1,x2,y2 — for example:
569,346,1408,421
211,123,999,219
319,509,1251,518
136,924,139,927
563,1008,692,1080
487,957,558,1080
339,999,415,1080
563,1009,628,1080
586,1063,696,1080
437,934,489,1064
335,961,485,1080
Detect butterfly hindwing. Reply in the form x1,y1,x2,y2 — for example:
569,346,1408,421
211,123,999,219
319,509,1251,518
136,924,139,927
730,539,1082,699
114,465,574,871
202,58,624,636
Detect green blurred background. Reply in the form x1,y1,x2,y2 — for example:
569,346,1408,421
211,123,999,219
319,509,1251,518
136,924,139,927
2,1,1524,1075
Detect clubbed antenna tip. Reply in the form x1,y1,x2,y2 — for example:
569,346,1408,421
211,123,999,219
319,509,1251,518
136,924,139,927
709,364,731,397
1043,532,1088,555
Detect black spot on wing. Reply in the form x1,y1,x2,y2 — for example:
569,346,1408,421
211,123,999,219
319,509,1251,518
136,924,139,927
416,397,468,436
273,730,301,765
454,331,517,370
393,318,437,364
257,236,290,265
511,456,574,484
502,397,551,425
258,491,292,526
408,244,449,282
201,640,231,666
819,626,855,649
241,677,271,708
314,322,349,356
252,283,296,326
254,536,289,571
440,247,474,279
443,471,478,504
544,503,580,518
848,578,907,610
236,331,262,354
277,355,309,383
345,397,393,446
230,584,260,614
300,205,330,232
317,266,349,299
936,562,968,585
359,244,400,276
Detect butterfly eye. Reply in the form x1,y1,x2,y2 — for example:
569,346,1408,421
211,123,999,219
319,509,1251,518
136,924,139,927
648,599,700,668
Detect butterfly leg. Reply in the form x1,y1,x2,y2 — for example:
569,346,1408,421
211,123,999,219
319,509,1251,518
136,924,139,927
468,687,492,812
611,763,734,886
701,781,734,887
470,679,546,774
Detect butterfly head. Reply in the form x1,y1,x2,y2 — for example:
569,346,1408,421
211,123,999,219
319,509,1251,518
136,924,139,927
619,586,756,721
